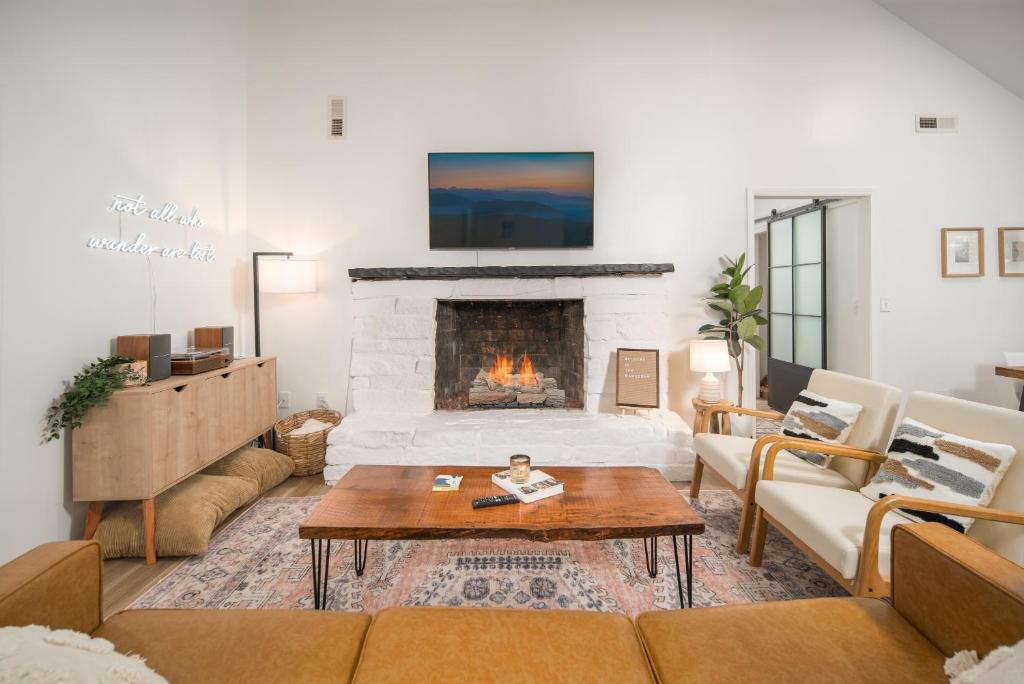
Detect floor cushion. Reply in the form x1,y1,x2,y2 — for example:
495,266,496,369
202,447,295,495
637,598,945,683
755,480,913,580
353,607,655,683
93,475,257,559
96,609,370,684
695,433,856,490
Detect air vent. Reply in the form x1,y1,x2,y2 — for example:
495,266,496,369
328,97,345,138
916,114,958,133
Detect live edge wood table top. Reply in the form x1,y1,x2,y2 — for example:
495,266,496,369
299,465,705,542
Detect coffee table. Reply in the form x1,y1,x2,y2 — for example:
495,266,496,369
299,465,704,610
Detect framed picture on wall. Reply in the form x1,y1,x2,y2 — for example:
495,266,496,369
998,227,1024,277
941,227,985,277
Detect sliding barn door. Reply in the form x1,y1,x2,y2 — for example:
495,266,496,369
767,206,827,412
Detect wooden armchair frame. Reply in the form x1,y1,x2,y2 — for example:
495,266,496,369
749,445,1024,598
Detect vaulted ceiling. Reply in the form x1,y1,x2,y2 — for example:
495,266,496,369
875,0,1024,100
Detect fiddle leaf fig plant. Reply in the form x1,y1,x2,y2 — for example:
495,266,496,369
698,253,767,406
44,356,145,442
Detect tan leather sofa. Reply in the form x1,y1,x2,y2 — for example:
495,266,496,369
1,524,1021,683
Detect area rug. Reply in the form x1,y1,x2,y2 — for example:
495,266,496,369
131,491,843,617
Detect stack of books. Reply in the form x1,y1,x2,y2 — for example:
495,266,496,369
492,469,564,503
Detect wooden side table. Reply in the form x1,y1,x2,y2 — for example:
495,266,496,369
692,398,734,435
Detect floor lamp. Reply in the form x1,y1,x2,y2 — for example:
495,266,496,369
252,252,317,357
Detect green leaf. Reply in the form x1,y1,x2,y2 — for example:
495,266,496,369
729,284,750,308
753,314,769,326
746,285,763,307
709,301,733,314
737,317,757,338
747,334,766,351
735,253,746,274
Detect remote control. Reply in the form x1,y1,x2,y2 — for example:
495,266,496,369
472,494,519,509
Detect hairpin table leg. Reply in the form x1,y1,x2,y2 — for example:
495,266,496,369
671,535,693,609
643,537,659,578
309,539,332,610
354,539,369,577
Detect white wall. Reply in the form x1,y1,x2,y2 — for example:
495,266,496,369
0,0,249,562
247,0,1024,420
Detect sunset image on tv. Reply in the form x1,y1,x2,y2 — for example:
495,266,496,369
428,152,594,249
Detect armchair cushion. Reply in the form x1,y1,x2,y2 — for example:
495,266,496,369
755,481,913,580
861,418,1016,533
694,433,856,491
781,390,863,468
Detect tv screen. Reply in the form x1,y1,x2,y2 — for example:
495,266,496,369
429,152,594,249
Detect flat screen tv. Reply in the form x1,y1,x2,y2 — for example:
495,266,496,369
429,152,594,249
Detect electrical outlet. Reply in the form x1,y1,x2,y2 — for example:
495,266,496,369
316,393,329,409
879,297,892,313
277,391,291,410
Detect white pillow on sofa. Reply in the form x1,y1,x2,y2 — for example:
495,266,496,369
0,625,167,683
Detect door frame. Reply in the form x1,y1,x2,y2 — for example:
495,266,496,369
745,187,876,411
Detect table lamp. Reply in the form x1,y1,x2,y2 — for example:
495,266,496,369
252,252,317,356
690,339,730,403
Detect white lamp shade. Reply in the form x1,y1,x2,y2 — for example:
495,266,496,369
260,258,317,294
690,339,730,373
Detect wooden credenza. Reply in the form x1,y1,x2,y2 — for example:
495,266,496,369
73,357,277,564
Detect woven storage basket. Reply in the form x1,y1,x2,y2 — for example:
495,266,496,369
274,409,342,477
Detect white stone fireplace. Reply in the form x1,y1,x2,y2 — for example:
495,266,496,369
325,265,694,484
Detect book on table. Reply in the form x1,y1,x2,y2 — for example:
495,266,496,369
491,469,564,503
432,474,463,492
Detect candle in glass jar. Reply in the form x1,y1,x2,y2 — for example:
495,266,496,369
509,454,531,484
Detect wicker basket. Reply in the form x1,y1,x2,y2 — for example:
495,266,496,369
274,409,343,477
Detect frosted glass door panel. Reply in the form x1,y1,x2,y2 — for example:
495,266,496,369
771,314,793,363
795,316,823,369
770,218,793,266
770,268,792,314
794,212,823,264
793,264,822,316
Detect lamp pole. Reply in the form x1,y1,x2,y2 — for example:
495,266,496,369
252,251,293,357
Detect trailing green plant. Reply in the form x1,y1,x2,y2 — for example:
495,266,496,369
698,253,767,406
44,356,145,442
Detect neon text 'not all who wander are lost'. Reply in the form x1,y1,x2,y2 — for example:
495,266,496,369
86,193,216,262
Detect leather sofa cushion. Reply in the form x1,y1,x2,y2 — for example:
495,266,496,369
0,541,101,634
353,607,655,683
202,446,295,494
756,480,912,579
95,609,370,684
637,597,945,683
94,474,258,559
695,433,855,490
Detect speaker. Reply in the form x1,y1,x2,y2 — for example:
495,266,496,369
116,334,171,382
194,326,234,361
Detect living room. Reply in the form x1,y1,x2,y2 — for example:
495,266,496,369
2,0,1023,681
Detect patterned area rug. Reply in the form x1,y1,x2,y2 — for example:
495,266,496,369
131,491,843,617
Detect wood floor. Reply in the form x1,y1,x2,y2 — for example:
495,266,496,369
100,469,731,617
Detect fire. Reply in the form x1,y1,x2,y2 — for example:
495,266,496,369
488,353,515,385
487,352,538,387
519,353,537,386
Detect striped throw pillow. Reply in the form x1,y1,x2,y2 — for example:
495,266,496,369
781,390,863,468
860,417,1016,533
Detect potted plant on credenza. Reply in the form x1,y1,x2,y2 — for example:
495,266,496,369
44,356,145,442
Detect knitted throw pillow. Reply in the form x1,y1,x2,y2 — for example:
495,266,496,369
780,390,863,468
860,417,1016,533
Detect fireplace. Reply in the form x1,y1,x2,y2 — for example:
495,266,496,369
434,300,585,410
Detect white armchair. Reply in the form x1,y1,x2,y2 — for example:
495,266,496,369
690,369,902,552
748,391,1024,598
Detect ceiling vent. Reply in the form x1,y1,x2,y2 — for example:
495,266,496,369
328,97,346,138
916,114,958,133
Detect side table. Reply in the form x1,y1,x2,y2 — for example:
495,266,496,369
692,398,734,435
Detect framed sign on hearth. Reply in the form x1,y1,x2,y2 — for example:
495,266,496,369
616,348,660,409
